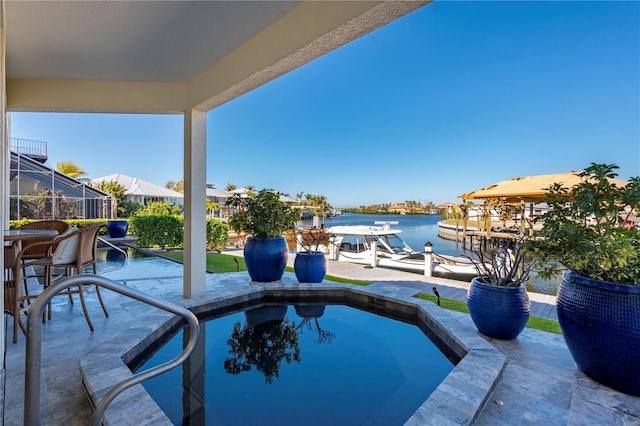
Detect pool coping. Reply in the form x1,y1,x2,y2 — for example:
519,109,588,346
80,280,506,425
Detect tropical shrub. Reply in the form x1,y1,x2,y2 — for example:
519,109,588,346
130,215,183,249
137,201,183,216
527,163,640,284
227,189,298,238
206,219,229,252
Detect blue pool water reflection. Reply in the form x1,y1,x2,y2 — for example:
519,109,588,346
134,304,454,425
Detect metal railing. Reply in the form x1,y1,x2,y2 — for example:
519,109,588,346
97,237,129,274
23,275,200,426
10,137,47,158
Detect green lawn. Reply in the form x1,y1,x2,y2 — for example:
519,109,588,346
158,252,560,334
159,251,247,273
417,293,562,335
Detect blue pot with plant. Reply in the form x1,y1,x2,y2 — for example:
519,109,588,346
466,236,532,340
528,163,640,396
227,189,299,282
293,228,327,283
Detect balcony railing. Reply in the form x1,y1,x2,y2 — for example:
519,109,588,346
10,138,47,161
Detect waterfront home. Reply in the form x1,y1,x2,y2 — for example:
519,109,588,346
93,173,184,209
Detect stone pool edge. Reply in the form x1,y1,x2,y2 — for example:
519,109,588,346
79,279,506,425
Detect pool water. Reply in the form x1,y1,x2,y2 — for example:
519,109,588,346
134,304,454,425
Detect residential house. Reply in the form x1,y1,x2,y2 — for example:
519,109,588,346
93,174,184,209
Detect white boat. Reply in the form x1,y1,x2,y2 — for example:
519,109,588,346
325,221,479,279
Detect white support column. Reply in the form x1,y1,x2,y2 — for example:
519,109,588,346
183,108,207,298
0,0,7,364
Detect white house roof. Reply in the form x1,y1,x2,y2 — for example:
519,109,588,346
229,187,253,195
206,187,230,198
279,194,297,203
93,174,183,199
229,187,296,202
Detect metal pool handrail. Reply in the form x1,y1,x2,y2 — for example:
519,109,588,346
23,274,200,426
96,236,129,275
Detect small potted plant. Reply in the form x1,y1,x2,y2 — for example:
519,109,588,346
227,189,299,282
466,234,534,340
293,227,328,283
527,163,640,396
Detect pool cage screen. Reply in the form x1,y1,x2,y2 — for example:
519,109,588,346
10,151,113,220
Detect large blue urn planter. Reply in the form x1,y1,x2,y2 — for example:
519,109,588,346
106,220,128,238
467,278,530,340
558,271,640,396
293,252,327,283
243,236,288,282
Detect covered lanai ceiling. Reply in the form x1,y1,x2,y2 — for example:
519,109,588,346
5,0,429,113
6,1,301,82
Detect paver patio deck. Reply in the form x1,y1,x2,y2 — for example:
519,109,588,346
1,253,639,425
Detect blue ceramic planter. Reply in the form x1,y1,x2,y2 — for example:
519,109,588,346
243,237,288,282
467,278,530,340
106,220,128,238
558,271,640,396
293,252,327,283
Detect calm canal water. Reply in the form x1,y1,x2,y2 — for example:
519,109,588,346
302,213,560,295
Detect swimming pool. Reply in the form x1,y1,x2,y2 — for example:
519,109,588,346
78,247,505,424
133,303,454,425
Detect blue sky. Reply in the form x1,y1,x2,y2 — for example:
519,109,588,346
10,1,639,208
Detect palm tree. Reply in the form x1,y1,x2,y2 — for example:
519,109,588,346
206,199,219,218
305,194,331,217
165,180,184,192
92,179,126,218
225,183,237,192
57,161,86,179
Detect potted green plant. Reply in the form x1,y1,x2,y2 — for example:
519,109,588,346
227,189,299,282
293,227,328,283
527,163,640,396
466,234,533,340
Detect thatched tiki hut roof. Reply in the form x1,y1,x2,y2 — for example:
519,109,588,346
459,171,628,203
455,170,630,242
